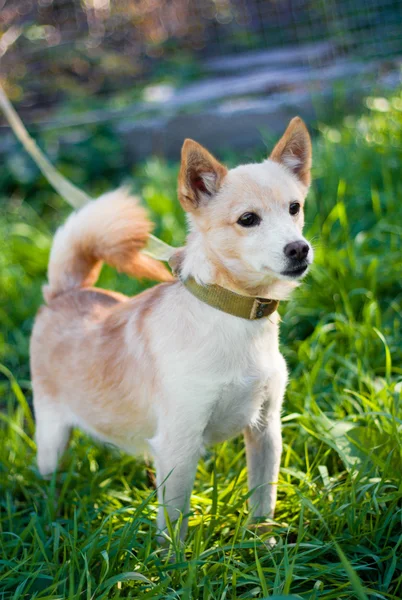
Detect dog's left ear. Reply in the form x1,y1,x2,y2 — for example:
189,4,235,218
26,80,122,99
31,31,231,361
270,117,312,187
178,139,228,212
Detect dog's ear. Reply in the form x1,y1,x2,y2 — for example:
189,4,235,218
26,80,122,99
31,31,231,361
178,139,228,211
270,117,312,187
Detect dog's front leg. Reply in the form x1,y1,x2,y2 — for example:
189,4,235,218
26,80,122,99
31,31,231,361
244,365,287,521
244,412,282,521
150,427,203,542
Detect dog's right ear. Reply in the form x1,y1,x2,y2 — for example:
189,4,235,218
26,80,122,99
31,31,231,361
178,139,228,212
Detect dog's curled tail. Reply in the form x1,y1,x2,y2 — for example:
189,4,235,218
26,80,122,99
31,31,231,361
43,188,173,303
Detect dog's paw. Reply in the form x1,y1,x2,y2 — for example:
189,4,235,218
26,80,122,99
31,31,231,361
264,535,278,549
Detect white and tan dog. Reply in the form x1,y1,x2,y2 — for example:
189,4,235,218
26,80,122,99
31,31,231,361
30,117,313,539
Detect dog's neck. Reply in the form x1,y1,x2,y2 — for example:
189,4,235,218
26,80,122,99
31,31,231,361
173,232,298,301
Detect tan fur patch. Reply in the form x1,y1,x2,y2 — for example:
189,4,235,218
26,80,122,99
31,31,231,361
31,283,176,446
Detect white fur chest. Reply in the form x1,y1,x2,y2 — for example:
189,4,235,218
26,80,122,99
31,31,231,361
202,321,283,444
151,287,285,447
203,376,263,444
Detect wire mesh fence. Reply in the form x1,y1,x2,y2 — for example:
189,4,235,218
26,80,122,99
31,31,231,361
0,0,401,156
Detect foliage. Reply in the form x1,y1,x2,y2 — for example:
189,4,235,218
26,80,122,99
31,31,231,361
0,90,402,599
2,0,401,126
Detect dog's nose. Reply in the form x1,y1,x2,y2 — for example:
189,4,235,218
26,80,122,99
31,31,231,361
284,241,309,261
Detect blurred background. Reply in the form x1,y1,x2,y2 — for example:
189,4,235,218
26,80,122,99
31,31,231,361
1,0,402,158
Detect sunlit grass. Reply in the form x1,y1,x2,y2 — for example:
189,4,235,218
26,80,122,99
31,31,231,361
0,90,402,599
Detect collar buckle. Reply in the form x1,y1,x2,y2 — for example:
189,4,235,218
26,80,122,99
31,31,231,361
250,298,273,320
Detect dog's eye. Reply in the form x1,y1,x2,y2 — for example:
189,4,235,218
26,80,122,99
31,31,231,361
237,212,261,227
289,202,300,216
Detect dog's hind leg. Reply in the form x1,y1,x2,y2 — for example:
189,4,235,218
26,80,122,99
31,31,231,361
34,398,71,478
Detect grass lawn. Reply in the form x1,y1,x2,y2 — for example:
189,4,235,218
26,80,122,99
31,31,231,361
0,90,401,599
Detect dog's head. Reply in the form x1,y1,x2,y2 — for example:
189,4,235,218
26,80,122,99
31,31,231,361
178,117,313,296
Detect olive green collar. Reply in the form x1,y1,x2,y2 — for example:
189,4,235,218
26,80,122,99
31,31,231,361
179,274,279,320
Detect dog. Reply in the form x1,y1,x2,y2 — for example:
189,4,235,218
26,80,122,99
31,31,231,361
30,116,313,540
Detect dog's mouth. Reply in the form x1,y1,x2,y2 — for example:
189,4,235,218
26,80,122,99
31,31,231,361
281,263,309,278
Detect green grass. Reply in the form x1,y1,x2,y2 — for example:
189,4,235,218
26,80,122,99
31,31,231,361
1,90,402,599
